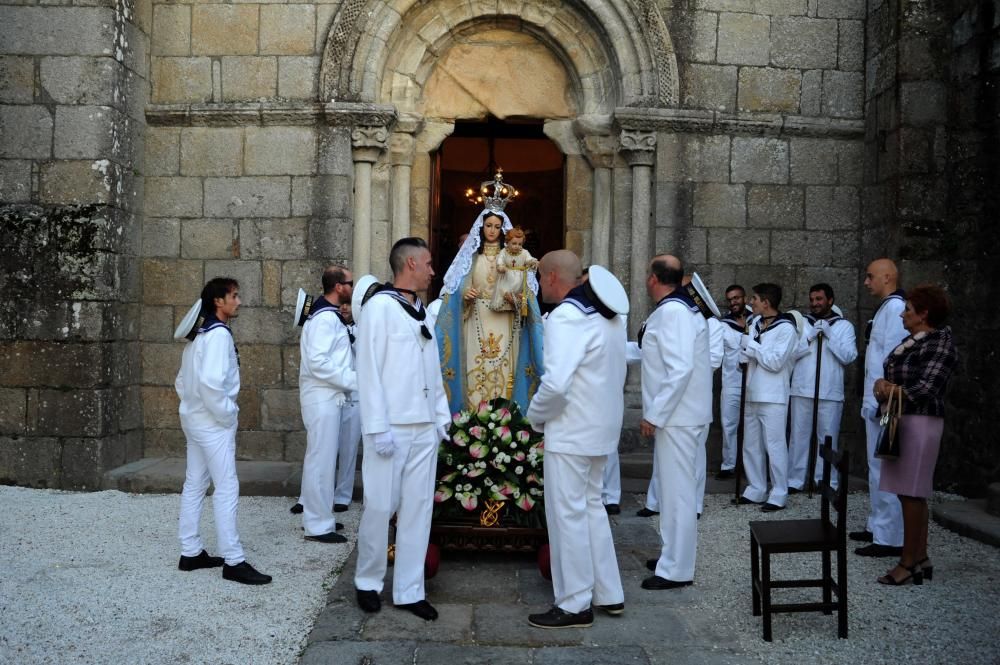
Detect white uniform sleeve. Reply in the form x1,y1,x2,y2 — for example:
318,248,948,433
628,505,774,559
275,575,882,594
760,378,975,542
302,315,358,393
625,341,642,365
526,308,586,429
794,324,813,361
357,300,391,435
875,300,907,371
828,319,858,366
198,330,238,427
643,307,695,428
746,323,797,372
708,318,724,370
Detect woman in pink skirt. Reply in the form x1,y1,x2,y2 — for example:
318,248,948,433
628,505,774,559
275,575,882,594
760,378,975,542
873,285,958,586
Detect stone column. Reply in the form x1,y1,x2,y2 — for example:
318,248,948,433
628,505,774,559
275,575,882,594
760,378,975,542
582,135,616,268
351,125,389,275
619,129,656,335
389,116,422,245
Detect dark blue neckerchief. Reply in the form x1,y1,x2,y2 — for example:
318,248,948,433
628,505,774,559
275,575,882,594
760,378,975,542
560,283,616,319
865,288,905,342
376,287,432,340
637,289,699,349
722,311,748,333
197,314,240,367
754,313,794,342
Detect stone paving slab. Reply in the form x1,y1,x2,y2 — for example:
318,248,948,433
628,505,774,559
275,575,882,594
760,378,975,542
932,498,1000,548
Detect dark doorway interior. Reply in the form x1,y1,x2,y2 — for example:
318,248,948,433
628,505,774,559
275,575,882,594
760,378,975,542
429,117,565,299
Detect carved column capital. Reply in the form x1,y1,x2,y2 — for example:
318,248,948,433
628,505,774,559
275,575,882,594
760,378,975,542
581,134,616,170
389,131,417,166
352,125,389,163
618,129,657,167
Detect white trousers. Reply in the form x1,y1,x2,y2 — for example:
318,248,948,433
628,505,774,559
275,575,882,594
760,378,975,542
788,397,844,490
601,449,621,505
335,401,361,505
354,423,437,604
178,422,245,566
720,391,741,471
741,401,789,507
544,451,624,613
652,425,706,582
645,430,708,515
300,400,344,536
864,414,904,546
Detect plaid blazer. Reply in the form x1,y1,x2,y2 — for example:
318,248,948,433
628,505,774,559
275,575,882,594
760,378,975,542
883,326,958,417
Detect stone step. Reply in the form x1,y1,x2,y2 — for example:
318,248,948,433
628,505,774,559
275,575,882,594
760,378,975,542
987,482,1000,517
102,457,304,497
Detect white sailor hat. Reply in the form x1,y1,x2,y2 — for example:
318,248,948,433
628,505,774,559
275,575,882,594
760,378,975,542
685,272,722,319
293,288,314,329
789,309,806,336
583,265,629,316
173,300,204,342
350,274,382,324
832,304,843,317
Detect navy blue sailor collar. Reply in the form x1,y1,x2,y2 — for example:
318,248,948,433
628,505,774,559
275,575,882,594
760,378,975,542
560,283,616,319
636,288,699,349
196,314,239,365
754,313,795,340
374,286,433,340
866,288,906,342
307,295,354,342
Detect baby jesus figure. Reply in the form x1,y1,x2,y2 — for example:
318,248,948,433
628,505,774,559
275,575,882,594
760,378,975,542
491,227,538,313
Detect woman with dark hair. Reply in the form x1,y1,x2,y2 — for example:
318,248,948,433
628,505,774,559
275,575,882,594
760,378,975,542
873,284,958,585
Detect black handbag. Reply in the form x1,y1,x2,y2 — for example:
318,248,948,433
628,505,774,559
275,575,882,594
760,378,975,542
875,386,903,459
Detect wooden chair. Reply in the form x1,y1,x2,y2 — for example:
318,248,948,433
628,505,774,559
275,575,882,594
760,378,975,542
749,437,849,641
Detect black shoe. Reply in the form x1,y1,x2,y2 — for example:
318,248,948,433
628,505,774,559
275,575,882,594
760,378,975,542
289,503,303,514
636,507,659,517
334,503,349,513
357,589,381,613
788,487,802,495
222,561,272,585
604,503,621,515
733,496,760,505
715,469,734,480
396,600,438,621
877,563,923,586
178,550,224,571
855,543,903,557
645,558,657,572
305,531,347,543
528,606,594,629
593,602,625,616
641,575,693,590
300,523,344,532
761,503,785,512
849,529,874,542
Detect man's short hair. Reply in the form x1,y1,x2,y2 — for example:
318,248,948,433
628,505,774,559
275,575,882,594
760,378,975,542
650,257,684,286
752,282,782,310
724,284,745,296
201,277,239,315
389,237,429,276
809,283,834,300
322,266,349,294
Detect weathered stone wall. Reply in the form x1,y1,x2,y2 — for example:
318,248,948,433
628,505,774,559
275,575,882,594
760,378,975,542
863,0,999,495
0,0,150,487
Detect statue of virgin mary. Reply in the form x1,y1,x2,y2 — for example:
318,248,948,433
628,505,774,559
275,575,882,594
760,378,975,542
434,183,545,416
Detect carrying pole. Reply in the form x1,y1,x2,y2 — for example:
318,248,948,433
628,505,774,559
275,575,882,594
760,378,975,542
806,330,825,496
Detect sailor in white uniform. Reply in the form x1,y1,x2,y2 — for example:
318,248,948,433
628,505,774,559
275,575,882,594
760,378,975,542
638,257,714,590
334,301,361,512
716,285,751,481
738,283,801,511
854,259,907,556
175,278,271,585
353,238,450,621
527,254,627,629
788,284,857,491
295,267,357,543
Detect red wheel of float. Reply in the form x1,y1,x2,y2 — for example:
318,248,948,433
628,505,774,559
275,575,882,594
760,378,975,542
424,543,441,580
537,544,552,581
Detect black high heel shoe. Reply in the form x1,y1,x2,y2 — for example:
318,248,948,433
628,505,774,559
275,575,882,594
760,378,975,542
916,557,934,581
877,563,923,586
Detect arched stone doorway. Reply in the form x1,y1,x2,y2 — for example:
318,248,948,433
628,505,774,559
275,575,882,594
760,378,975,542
319,0,679,321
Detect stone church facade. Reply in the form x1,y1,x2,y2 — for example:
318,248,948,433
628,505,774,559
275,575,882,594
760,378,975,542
1,0,996,494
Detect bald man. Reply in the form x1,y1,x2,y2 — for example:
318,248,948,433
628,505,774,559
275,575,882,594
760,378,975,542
527,250,626,628
854,259,906,557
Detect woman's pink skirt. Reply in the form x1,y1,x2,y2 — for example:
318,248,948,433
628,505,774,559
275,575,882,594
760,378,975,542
879,415,944,499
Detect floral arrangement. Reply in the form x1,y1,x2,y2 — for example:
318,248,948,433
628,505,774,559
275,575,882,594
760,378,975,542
433,397,545,528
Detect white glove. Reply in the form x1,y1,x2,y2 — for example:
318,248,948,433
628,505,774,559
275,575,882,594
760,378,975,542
739,334,751,351
807,324,820,342
815,319,830,337
437,425,449,442
373,432,396,458
739,349,752,365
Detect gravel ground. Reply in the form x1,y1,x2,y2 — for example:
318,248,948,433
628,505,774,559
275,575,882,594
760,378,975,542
0,486,357,665
672,490,1000,664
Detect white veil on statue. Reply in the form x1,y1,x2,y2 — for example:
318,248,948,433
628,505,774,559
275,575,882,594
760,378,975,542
440,209,539,297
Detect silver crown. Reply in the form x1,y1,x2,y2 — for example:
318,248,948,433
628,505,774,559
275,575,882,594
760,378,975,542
468,170,519,213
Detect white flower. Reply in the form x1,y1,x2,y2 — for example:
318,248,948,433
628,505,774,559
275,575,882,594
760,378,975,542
515,466,524,475
509,442,516,449
464,483,472,491
488,422,496,430
492,447,498,453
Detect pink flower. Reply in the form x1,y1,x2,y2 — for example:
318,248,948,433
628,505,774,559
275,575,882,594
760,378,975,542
497,408,512,425
440,471,458,483
451,430,469,447
476,401,491,422
459,493,478,511
498,481,517,497
469,426,486,441
465,467,484,478
452,411,469,426
513,451,526,462
469,442,489,459
516,430,531,444
434,486,453,503
516,494,536,511
526,473,541,485
498,426,513,444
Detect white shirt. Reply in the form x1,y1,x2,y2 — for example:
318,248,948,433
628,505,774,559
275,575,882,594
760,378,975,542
862,291,907,413
707,317,724,371
356,292,450,435
719,317,747,395
744,315,799,404
640,297,713,428
299,307,357,407
527,301,627,457
175,324,240,430
790,315,858,401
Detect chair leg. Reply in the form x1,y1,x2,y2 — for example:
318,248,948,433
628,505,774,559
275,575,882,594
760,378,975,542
762,551,773,642
751,534,761,616
838,549,848,639
822,549,832,615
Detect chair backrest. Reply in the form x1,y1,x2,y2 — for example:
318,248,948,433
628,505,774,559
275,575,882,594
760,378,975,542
818,436,850,539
